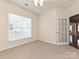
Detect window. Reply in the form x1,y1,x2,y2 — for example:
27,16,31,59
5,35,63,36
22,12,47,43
8,13,32,41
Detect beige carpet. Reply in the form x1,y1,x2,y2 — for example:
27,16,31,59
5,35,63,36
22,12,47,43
0,40,79,59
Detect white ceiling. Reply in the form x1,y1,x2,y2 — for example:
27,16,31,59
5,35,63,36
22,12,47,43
8,0,78,14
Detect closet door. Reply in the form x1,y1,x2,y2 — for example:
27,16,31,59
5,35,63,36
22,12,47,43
57,17,68,45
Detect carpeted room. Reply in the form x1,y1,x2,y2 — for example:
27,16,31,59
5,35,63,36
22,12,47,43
0,0,79,59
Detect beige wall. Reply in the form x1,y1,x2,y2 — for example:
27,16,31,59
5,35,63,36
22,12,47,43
68,0,79,17
0,0,38,51
39,0,79,44
39,9,68,44
39,9,57,44
0,0,79,51
56,9,68,17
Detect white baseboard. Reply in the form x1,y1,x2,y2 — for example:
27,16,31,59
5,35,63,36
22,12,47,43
0,39,36,52
56,42,69,45
40,40,69,45
40,40,57,45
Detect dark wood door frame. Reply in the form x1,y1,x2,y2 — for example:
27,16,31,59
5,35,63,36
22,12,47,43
69,14,79,49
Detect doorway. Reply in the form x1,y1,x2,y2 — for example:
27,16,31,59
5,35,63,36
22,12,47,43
56,17,68,45
69,14,79,48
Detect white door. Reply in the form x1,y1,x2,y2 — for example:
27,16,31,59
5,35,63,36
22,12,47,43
56,17,68,45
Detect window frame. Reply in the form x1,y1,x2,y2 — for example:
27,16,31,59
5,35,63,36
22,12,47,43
8,13,32,41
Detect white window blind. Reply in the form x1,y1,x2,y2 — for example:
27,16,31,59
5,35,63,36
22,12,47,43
8,13,32,41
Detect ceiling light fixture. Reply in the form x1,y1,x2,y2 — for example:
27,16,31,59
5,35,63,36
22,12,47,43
34,0,44,6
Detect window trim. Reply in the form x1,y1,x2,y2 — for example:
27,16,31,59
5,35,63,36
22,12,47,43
8,13,32,41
